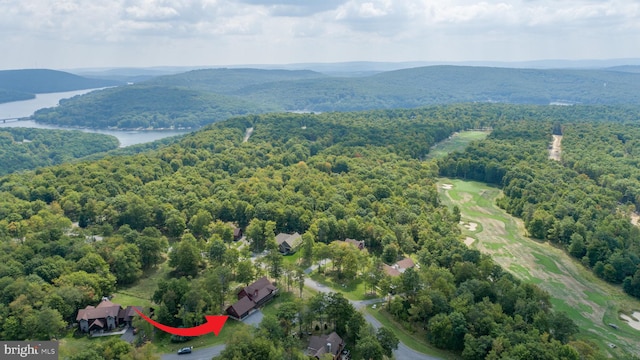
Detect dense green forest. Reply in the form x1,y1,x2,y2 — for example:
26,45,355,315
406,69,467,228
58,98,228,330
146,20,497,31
438,106,640,300
29,66,640,129
145,68,327,93
32,85,277,129
0,105,612,359
0,128,119,175
0,88,34,104
0,69,121,104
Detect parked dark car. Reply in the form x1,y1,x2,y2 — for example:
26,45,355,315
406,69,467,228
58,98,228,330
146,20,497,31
177,347,192,355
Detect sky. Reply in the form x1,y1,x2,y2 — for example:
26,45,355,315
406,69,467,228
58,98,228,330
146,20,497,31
0,0,639,70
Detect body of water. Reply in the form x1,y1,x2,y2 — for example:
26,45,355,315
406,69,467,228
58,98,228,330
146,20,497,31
0,89,192,147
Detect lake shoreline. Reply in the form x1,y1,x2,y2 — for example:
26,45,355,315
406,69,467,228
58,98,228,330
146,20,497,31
1,118,196,132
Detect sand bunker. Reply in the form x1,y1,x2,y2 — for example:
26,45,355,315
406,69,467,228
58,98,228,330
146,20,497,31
464,237,475,246
621,312,640,331
441,184,453,190
464,222,478,231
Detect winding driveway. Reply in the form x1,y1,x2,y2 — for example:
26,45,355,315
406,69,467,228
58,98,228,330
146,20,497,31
161,273,441,360
304,277,441,360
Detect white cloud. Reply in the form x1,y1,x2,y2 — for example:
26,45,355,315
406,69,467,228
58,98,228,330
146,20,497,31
0,0,638,68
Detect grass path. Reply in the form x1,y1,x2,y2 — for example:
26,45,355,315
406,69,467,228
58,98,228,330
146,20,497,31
425,130,490,160
437,178,640,357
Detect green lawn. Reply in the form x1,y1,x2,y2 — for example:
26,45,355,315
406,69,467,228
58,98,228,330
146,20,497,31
309,271,376,301
426,130,491,160
152,319,249,354
282,251,303,266
438,178,640,357
58,331,115,359
113,261,172,307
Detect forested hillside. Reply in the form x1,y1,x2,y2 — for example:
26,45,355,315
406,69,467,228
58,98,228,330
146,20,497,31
0,128,119,175
0,69,121,104
32,85,277,129
438,106,640,300
0,105,603,359
144,68,326,93
29,66,640,129
0,88,33,104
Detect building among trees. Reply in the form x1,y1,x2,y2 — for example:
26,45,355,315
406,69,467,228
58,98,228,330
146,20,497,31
226,277,278,319
76,298,142,334
305,332,344,359
276,232,302,254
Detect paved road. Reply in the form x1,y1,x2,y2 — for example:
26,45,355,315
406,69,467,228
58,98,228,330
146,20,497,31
363,312,441,360
160,272,441,360
161,345,224,360
242,309,264,328
304,277,441,360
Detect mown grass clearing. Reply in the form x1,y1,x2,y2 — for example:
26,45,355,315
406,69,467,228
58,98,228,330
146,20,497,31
58,331,115,359
438,178,640,357
282,251,303,266
113,260,172,307
426,130,491,160
309,272,374,301
153,317,248,354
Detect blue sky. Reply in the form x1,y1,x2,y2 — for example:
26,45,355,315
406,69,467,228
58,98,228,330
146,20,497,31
1,0,639,69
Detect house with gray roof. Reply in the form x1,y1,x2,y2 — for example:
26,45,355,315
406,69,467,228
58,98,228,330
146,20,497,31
276,232,302,254
306,332,344,359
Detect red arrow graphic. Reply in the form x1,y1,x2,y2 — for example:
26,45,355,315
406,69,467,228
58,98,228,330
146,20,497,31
134,308,228,337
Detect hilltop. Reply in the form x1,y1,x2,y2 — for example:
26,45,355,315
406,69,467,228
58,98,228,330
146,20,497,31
28,65,640,129
0,69,122,104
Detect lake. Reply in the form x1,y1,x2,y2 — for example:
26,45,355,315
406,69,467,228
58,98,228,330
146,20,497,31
0,89,192,147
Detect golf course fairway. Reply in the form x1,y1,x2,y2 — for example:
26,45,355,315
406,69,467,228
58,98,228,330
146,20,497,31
437,178,640,357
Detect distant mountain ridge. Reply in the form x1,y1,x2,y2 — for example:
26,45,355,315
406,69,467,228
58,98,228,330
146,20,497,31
144,68,326,93
67,58,640,78
0,69,122,104
28,64,640,129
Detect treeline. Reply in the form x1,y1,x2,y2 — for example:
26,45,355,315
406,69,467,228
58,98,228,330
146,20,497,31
0,106,600,358
386,236,584,359
438,106,640,300
0,127,120,175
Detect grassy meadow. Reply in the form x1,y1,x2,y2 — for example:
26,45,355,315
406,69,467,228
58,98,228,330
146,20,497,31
425,130,490,160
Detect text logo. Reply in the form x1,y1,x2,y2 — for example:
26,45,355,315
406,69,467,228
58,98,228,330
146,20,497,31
2,341,58,359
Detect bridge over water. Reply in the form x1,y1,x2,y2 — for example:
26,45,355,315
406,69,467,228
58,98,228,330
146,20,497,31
0,118,25,123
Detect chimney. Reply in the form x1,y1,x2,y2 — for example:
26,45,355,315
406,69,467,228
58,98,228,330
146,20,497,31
326,342,332,353
254,289,259,298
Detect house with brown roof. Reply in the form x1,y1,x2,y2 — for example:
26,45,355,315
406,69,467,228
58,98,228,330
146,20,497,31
76,299,142,333
276,232,302,254
226,296,255,320
383,257,416,277
344,238,365,250
226,277,278,320
233,227,243,241
306,332,344,359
